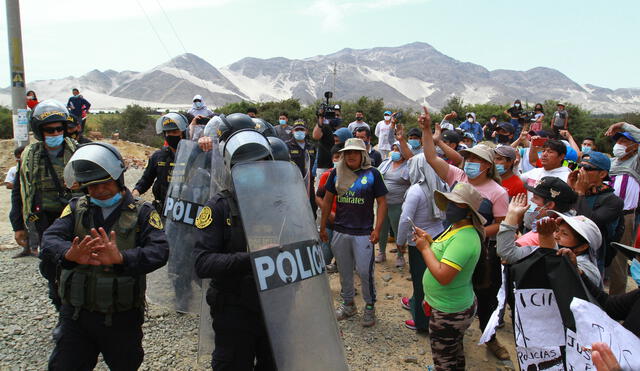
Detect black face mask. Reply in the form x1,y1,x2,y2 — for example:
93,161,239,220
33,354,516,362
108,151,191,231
166,135,181,149
497,134,511,144
356,117,363,121
445,202,470,224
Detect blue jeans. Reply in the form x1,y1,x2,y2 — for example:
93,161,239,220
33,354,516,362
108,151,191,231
321,228,334,265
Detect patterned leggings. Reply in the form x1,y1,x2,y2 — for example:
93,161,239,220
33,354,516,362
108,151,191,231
428,299,477,371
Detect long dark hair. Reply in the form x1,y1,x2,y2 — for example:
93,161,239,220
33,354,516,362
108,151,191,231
26,90,38,100
534,103,544,113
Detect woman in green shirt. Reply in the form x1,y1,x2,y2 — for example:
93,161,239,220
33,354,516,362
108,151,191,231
414,182,486,371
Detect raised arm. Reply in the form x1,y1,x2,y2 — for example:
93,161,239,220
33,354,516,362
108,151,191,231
420,106,452,182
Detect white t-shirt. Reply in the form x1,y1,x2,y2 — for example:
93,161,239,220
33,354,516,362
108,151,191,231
610,174,640,211
4,166,17,184
347,121,370,133
375,120,393,151
520,166,572,201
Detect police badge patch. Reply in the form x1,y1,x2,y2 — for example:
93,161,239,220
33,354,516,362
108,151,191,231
149,210,164,229
195,206,213,229
59,204,72,218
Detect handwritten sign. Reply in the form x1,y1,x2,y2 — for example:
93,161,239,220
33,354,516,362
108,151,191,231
514,289,565,348
516,346,564,371
568,298,640,371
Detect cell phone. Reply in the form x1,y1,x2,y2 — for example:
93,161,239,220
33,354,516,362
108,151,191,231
532,137,548,147
407,217,417,231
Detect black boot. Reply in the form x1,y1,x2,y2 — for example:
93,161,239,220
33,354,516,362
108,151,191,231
12,246,31,259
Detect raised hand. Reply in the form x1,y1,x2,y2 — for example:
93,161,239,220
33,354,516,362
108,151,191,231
509,193,529,216
604,122,625,137
536,218,557,237
65,235,101,265
87,227,124,265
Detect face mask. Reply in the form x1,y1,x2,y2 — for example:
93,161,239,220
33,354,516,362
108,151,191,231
293,131,306,141
631,259,640,285
515,103,521,108
333,161,340,168
384,115,391,121
613,143,627,158
445,202,469,224
523,203,549,232
581,146,592,154
166,135,181,149
279,119,287,126
467,118,474,123
363,141,370,147
496,164,507,175
463,162,483,179
45,134,64,147
390,151,401,162
490,119,497,124
497,134,511,144
356,117,363,121
408,139,421,149
90,192,122,208
195,102,204,108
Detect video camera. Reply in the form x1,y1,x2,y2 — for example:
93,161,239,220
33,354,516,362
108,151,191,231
316,91,337,120
519,111,535,122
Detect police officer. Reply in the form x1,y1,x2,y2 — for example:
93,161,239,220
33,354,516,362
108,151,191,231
132,113,188,212
286,120,317,216
193,113,276,370
41,142,169,370
9,100,78,310
66,113,92,144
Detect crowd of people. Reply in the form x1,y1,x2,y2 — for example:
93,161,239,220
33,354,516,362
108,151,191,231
5,90,640,371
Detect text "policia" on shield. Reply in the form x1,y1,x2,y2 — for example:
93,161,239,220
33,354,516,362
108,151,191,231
252,241,326,291
163,196,204,226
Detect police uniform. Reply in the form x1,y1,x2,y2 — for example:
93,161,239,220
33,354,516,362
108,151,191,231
286,138,317,217
193,192,275,370
41,190,169,370
133,146,175,210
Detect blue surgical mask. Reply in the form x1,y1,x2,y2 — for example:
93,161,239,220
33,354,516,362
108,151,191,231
408,139,421,149
581,146,592,154
631,259,640,285
390,151,401,162
45,134,64,147
279,119,287,126
194,101,203,108
496,164,507,175
90,192,122,208
463,162,483,179
293,131,306,141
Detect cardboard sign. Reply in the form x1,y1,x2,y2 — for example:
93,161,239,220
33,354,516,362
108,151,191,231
514,288,565,348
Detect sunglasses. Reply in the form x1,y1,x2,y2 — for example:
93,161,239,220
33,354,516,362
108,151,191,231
578,164,600,172
42,126,65,134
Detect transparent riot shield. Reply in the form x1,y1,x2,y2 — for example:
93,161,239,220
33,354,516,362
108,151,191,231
146,139,211,314
231,161,348,371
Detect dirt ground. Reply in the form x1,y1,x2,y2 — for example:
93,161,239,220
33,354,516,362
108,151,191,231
0,138,519,370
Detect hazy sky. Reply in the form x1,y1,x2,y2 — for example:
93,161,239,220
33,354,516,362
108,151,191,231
1,0,637,89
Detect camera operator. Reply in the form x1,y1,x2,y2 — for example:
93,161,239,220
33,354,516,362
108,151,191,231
313,101,344,187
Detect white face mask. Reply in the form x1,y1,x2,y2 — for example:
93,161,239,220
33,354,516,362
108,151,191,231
613,143,627,158
467,118,474,123
490,119,497,124
384,115,391,121
515,103,521,107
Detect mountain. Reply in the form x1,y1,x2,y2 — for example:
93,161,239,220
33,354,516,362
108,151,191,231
2,42,639,113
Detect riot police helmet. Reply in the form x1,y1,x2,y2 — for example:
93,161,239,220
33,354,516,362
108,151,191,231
223,129,273,167
31,99,70,141
252,118,276,137
155,112,188,134
217,113,256,142
64,142,126,188
267,136,291,162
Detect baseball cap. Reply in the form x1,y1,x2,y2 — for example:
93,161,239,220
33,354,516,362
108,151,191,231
612,132,639,144
292,120,306,130
339,138,367,152
494,145,517,160
548,211,602,252
434,183,487,238
384,110,392,115
581,151,611,172
407,128,422,138
497,122,514,134
441,130,461,143
524,176,577,204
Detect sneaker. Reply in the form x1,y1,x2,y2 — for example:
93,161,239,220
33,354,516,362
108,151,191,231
404,319,417,330
326,264,337,274
400,297,411,311
486,338,510,360
362,305,375,327
375,252,386,263
335,302,357,320
395,255,405,268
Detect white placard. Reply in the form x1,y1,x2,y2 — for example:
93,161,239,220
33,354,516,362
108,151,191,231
13,109,29,141
516,346,564,371
514,288,565,347
565,329,594,370
569,298,640,371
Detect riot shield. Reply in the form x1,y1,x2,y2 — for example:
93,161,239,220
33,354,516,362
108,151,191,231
146,139,211,314
231,161,348,371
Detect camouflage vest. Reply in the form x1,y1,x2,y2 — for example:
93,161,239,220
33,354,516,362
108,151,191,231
58,196,146,325
19,138,77,219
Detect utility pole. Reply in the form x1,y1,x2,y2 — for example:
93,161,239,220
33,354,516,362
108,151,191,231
6,0,29,148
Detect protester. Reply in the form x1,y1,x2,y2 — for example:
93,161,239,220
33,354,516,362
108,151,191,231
581,136,597,156
4,147,24,190
529,103,545,132
66,88,91,125
274,111,293,142
483,115,498,141
521,139,571,199
504,99,524,139
26,90,39,109
187,94,214,120
354,126,382,167
438,130,464,165
461,132,476,149
550,102,569,135
414,182,485,371
246,107,258,118
494,145,526,198
397,153,447,332
347,110,369,133
316,144,344,272
439,111,457,131
376,142,410,266
313,109,345,188
458,112,483,143
420,106,510,360
374,110,395,159
493,122,515,145
320,138,388,327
